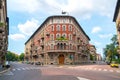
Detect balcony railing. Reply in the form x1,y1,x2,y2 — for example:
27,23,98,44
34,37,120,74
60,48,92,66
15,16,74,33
46,49,76,53
0,27,4,33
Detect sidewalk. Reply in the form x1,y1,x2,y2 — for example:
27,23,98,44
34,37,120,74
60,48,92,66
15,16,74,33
0,67,11,75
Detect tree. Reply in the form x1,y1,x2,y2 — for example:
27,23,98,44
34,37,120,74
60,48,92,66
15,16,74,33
19,53,24,61
103,35,119,62
6,51,19,61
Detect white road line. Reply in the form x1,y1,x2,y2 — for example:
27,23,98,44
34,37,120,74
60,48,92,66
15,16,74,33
22,68,25,70
116,70,120,73
12,69,16,71
93,68,97,70
103,69,107,71
109,70,113,72
98,69,102,71
17,68,21,71
77,77,90,80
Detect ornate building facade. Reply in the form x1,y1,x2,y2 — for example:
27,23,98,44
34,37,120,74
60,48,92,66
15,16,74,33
0,0,9,66
25,15,90,65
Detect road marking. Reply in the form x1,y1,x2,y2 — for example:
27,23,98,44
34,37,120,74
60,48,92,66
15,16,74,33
98,69,102,71
109,70,113,72
22,68,25,70
116,70,120,73
77,77,90,80
103,69,107,71
17,68,21,71
12,69,16,71
93,68,97,70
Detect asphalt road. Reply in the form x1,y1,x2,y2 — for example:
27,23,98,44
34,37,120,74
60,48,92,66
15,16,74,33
0,62,120,80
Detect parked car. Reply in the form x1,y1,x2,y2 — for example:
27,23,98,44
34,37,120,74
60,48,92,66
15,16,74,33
110,61,119,68
30,62,34,65
35,62,41,65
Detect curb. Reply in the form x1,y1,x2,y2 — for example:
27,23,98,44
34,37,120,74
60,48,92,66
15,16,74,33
0,67,11,75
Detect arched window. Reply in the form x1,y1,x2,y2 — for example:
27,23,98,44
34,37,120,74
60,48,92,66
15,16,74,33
63,43,66,50
69,34,72,40
51,34,54,40
51,25,54,31
62,25,66,31
57,43,60,49
62,33,67,38
56,25,60,31
56,33,60,38
68,25,72,31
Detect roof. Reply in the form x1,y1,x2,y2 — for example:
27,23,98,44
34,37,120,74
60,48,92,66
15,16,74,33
25,15,90,44
113,0,120,22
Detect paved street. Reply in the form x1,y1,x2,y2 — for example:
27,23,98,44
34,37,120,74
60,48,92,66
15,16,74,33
0,62,120,80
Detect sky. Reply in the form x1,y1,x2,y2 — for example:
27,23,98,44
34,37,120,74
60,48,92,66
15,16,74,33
7,0,117,57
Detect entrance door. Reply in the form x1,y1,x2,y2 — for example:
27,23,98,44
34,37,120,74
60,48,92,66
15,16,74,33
58,54,64,65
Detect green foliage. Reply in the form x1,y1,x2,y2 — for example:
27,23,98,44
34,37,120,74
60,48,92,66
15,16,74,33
6,51,19,61
103,35,119,62
19,53,24,61
56,36,67,41
0,22,4,27
90,54,93,60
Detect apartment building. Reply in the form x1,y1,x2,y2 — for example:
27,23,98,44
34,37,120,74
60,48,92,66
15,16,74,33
113,0,120,57
0,0,9,66
25,15,90,65
89,44,97,61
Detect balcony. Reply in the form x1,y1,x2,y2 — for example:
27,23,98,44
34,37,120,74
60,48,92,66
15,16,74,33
118,27,120,32
46,32,50,36
0,27,4,33
47,49,76,53
40,42,44,46
0,34,2,40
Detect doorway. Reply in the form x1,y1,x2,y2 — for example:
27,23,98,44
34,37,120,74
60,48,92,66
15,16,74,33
58,54,64,65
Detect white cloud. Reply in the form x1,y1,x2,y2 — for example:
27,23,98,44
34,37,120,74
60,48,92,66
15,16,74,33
18,19,39,36
8,0,41,13
94,41,101,46
8,0,117,19
99,34,113,38
91,26,101,33
9,34,25,41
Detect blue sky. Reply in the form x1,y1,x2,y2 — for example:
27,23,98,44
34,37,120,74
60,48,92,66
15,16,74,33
7,0,117,56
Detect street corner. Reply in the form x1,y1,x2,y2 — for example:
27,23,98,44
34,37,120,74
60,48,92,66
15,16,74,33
0,67,11,75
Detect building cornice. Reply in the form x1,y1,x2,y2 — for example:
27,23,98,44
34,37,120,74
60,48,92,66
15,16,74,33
113,0,120,22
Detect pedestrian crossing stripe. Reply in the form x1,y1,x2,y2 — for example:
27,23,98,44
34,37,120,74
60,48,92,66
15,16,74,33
77,77,90,80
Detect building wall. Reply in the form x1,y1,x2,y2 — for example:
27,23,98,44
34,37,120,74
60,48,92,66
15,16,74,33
25,16,90,65
0,0,9,66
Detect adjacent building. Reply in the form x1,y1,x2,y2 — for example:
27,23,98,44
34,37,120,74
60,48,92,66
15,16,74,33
89,44,97,61
0,0,9,66
25,15,90,65
113,0,120,58
96,54,102,61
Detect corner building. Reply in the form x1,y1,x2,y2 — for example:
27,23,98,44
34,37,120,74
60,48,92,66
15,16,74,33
25,15,90,65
